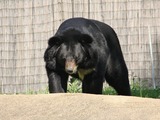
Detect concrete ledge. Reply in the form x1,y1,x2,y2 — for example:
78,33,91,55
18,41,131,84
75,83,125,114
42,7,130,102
0,93,160,120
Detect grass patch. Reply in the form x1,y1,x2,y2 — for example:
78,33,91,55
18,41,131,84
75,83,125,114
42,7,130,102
67,79,160,98
103,87,117,95
131,85,160,98
103,86,160,98
23,79,160,98
24,87,49,94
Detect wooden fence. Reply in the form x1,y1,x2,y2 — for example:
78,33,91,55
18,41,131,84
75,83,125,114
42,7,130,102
0,0,160,93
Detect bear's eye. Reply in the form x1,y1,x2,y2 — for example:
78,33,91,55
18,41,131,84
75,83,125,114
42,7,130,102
48,37,63,46
79,34,93,45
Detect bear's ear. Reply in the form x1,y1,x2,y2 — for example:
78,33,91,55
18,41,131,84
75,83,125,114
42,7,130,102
48,36,62,46
80,34,93,44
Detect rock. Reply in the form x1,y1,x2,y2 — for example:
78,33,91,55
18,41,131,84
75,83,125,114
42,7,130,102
0,93,160,120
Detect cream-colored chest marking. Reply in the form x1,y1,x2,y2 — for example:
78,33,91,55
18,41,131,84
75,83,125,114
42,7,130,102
78,68,95,80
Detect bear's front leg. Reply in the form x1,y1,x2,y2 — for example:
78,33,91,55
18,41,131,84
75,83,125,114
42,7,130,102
82,73,104,94
47,70,68,93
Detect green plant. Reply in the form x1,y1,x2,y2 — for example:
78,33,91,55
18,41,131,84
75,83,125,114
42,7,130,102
67,78,82,93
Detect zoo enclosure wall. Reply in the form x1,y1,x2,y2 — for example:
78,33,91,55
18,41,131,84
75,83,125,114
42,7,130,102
0,0,160,94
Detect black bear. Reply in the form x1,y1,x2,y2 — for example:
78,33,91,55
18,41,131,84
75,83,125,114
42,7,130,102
44,17,131,95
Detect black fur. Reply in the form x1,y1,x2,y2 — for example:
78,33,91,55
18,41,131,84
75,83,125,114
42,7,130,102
44,18,131,95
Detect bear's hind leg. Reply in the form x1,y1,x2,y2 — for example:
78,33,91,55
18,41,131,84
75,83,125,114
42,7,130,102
82,74,104,94
105,73,131,96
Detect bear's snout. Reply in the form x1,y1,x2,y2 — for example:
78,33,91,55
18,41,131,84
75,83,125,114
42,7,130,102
65,59,77,74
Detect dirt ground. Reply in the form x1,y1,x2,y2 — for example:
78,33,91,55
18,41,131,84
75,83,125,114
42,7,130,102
0,93,160,120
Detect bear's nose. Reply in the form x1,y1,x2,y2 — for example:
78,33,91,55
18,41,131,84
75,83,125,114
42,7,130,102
65,59,77,74
65,69,74,74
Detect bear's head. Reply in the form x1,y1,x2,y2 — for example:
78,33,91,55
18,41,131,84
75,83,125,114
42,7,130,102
48,28,96,75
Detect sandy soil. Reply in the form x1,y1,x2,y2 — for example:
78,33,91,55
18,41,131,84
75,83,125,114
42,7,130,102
0,93,160,120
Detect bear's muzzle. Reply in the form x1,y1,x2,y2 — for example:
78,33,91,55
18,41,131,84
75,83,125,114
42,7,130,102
65,59,78,74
